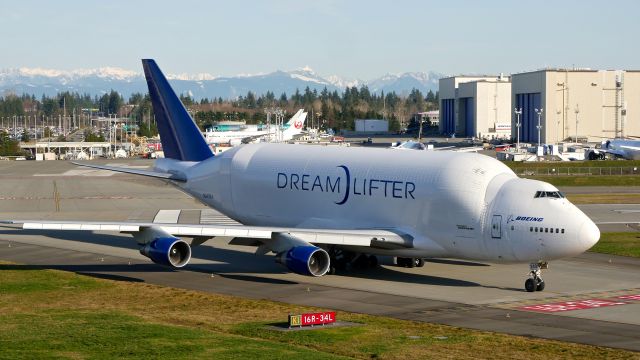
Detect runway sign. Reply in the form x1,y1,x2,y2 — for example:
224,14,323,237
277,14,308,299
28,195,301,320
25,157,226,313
289,311,336,327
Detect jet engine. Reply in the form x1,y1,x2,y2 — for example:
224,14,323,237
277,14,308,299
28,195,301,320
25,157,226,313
275,245,330,277
140,237,192,268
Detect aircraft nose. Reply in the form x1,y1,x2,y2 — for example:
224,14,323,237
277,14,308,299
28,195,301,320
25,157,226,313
578,219,600,250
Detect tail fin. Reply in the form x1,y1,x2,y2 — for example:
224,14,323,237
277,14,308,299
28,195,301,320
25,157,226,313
285,109,304,126
282,110,307,140
142,59,213,162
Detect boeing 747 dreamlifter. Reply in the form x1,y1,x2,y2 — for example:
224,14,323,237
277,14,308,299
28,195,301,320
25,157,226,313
3,60,600,292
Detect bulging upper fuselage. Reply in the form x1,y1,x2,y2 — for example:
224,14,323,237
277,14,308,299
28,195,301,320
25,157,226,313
164,143,599,263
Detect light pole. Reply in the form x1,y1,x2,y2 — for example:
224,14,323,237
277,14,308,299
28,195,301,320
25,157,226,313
574,104,579,143
514,108,522,151
556,82,567,140
556,110,561,143
534,108,543,147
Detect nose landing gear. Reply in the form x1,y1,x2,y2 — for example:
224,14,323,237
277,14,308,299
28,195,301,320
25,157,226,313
525,261,548,292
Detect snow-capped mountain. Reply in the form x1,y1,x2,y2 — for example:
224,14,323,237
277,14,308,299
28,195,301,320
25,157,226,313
368,71,442,95
0,66,443,99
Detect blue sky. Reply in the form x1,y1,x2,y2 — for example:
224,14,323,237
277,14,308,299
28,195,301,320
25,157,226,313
2,0,638,79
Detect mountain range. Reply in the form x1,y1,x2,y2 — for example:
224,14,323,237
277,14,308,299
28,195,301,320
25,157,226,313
0,66,444,100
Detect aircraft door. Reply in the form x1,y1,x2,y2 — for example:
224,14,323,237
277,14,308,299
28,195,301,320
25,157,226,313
491,215,502,239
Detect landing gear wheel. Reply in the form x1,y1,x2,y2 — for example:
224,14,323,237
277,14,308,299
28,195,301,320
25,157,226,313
408,257,416,268
525,261,548,292
353,254,370,269
415,258,425,268
525,278,536,292
368,255,378,268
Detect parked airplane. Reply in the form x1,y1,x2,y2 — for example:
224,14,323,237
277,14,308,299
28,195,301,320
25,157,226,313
391,140,482,152
586,138,640,160
3,60,600,292
205,109,307,146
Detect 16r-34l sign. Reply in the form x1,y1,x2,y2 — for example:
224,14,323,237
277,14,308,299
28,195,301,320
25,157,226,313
289,311,336,327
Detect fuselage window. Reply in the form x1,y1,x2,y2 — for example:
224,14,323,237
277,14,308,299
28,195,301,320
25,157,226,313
511,225,514,231
535,191,565,199
545,228,548,233
530,226,533,232
561,229,565,234
535,227,538,232
555,228,559,233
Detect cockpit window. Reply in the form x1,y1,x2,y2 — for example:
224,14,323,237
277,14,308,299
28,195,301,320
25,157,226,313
534,191,565,199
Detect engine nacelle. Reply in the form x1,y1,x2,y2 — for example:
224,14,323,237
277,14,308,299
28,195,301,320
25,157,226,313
140,237,191,268
276,246,330,277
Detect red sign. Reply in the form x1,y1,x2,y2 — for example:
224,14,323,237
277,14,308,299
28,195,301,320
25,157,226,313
289,311,336,327
519,299,628,313
618,294,640,301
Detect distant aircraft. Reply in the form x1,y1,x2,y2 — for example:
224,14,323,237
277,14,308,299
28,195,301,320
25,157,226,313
3,60,600,292
391,140,482,153
586,138,640,160
205,110,307,146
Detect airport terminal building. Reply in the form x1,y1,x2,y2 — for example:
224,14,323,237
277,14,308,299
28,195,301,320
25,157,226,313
440,69,640,143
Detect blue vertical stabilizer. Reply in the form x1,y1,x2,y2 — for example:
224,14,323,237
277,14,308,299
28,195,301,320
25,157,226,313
142,59,213,162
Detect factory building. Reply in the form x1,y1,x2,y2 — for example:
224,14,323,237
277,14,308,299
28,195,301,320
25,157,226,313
511,69,640,144
439,75,511,138
354,119,388,132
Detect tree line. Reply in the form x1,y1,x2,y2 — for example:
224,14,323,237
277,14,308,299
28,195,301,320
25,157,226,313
0,86,439,142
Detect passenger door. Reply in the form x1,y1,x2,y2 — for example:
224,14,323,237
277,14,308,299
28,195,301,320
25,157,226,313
491,215,502,239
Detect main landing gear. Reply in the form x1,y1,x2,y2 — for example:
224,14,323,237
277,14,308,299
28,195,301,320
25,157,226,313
327,248,378,274
525,261,548,292
396,257,425,268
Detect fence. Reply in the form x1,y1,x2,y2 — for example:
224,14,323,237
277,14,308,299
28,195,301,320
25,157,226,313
515,167,640,176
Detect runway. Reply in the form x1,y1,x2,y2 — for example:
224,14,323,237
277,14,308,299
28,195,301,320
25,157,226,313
1,160,639,351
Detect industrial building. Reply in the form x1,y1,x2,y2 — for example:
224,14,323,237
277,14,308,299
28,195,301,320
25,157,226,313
439,69,640,144
439,75,512,139
511,69,640,144
413,111,439,126
354,119,388,132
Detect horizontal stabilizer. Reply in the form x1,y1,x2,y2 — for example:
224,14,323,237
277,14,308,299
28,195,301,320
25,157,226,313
71,162,186,181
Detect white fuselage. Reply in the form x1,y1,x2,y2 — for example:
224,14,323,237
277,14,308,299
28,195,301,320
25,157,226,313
163,143,599,263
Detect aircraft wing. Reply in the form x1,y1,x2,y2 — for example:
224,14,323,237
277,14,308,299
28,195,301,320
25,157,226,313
72,162,186,181
451,146,483,153
1,220,414,250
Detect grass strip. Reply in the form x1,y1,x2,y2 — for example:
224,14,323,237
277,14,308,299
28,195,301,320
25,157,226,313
590,232,640,258
0,264,637,359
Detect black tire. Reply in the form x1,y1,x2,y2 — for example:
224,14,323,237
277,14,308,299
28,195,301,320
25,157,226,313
408,258,416,268
536,280,545,292
525,278,536,292
328,266,336,275
354,254,369,269
368,255,378,268
396,257,406,267
415,258,425,268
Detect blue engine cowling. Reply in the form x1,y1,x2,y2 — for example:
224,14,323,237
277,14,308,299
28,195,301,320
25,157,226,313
276,246,330,277
140,237,191,268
